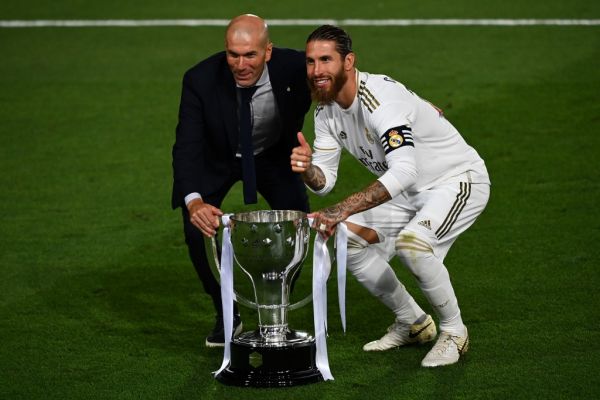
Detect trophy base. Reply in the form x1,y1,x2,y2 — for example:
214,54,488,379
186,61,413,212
215,332,323,387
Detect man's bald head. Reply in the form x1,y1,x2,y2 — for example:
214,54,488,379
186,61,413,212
226,14,270,48
224,14,273,87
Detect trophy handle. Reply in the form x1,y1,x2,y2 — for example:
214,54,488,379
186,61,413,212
207,232,314,311
209,235,259,310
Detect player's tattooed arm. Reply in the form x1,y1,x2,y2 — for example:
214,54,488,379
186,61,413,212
301,165,327,191
317,180,392,226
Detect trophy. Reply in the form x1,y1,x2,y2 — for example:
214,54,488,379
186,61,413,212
208,210,324,387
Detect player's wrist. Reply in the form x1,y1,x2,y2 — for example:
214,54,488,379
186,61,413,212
302,165,326,190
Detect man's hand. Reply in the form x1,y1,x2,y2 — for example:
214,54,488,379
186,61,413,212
290,132,327,191
308,211,340,239
187,198,223,237
290,132,312,173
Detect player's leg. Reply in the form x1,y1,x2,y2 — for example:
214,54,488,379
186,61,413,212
395,181,490,366
345,200,436,351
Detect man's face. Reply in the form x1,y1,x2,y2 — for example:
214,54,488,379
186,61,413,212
306,40,348,103
226,32,272,87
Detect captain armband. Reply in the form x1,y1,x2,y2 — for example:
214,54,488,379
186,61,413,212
380,125,414,155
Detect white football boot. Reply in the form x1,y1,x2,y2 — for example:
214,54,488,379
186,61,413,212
421,327,469,367
363,314,437,351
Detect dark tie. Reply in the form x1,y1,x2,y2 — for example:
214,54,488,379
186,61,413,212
238,86,258,204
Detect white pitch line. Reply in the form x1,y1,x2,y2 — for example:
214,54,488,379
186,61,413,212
0,19,599,28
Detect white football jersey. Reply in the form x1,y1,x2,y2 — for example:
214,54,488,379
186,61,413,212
311,70,490,197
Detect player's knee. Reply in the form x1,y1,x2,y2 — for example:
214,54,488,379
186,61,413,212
346,230,370,272
395,229,434,262
347,230,369,252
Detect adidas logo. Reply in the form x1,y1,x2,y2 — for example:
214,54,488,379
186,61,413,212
418,220,431,230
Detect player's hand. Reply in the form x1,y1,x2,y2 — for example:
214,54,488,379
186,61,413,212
308,210,341,240
187,199,223,237
291,132,313,173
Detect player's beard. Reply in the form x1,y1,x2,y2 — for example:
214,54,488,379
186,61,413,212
308,67,347,104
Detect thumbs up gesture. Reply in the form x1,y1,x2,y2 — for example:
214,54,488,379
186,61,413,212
290,132,313,173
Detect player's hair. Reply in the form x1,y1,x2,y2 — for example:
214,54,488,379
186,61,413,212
306,25,353,58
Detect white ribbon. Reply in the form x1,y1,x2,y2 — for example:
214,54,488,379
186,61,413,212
213,214,234,377
336,223,348,333
311,225,333,381
310,219,349,381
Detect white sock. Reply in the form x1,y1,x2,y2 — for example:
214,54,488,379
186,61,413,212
347,231,425,324
395,231,466,336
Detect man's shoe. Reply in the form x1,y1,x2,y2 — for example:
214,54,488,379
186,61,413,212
363,314,437,351
205,314,243,348
421,327,469,367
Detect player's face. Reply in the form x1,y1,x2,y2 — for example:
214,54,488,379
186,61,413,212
306,40,348,103
226,32,272,87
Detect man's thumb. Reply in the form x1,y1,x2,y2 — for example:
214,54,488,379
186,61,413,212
297,132,309,149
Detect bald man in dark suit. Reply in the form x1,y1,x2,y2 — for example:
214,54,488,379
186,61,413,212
172,14,311,347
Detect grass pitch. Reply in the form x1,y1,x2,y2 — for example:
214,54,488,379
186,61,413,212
1,1,599,399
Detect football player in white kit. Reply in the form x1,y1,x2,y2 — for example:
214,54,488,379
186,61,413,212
290,25,491,367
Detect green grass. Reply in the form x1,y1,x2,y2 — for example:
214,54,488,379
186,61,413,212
0,0,598,19
1,1,600,399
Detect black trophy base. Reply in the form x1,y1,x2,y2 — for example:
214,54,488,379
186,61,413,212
215,336,323,387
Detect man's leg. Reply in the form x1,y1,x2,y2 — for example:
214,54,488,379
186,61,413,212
182,208,239,313
344,202,436,351
181,208,242,347
395,182,490,366
181,170,242,347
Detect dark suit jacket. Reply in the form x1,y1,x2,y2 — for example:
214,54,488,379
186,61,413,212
171,47,312,209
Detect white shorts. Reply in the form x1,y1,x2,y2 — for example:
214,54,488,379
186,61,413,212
346,176,490,261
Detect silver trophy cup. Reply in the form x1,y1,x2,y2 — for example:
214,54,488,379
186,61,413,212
211,210,323,387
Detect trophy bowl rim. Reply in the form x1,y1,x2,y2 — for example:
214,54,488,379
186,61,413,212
230,209,308,225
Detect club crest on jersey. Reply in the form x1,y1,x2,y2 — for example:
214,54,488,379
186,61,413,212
339,130,347,139
380,125,414,154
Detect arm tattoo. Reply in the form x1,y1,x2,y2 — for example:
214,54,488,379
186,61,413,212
341,180,392,215
321,180,392,222
302,165,326,191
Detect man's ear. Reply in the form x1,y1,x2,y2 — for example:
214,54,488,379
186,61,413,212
344,52,355,71
265,41,273,62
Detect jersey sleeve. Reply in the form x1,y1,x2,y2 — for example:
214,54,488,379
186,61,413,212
370,101,418,197
309,111,342,196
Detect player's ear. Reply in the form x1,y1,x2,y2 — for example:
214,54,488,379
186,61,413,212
344,52,355,71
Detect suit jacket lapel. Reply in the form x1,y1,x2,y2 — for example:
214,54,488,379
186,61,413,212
268,61,286,112
217,65,239,155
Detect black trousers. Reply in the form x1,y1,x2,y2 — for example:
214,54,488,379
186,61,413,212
181,149,310,317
